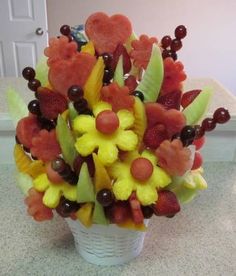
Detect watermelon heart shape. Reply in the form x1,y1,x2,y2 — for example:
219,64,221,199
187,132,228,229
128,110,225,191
85,12,132,54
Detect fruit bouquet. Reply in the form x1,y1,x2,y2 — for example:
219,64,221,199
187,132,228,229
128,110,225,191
7,12,230,265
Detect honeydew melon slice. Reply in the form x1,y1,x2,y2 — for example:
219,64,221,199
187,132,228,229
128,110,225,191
68,102,78,121
182,86,213,125
92,199,109,225
35,55,49,87
136,44,163,102
16,172,33,196
6,87,28,127
56,115,77,167
77,163,95,203
113,55,124,87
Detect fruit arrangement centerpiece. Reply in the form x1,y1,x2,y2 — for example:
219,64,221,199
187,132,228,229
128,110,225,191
8,12,231,265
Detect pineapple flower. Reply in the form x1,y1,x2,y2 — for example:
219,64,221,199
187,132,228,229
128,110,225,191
108,150,171,206
33,173,77,208
73,101,138,166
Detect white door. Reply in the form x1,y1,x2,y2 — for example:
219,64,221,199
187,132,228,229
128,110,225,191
0,0,48,77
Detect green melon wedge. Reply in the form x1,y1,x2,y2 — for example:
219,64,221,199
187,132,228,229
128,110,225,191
136,44,163,102
183,86,213,125
77,163,95,203
68,102,78,121
56,115,77,167
113,55,124,87
16,172,33,196
92,199,109,225
6,87,28,127
125,31,138,52
35,55,49,87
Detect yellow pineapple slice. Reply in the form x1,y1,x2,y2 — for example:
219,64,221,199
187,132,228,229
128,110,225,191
75,202,93,228
81,41,95,56
132,97,147,147
93,153,112,192
26,160,46,179
14,144,32,173
118,218,147,231
83,57,105,108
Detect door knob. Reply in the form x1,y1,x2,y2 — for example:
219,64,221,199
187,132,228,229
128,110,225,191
35,28,44,36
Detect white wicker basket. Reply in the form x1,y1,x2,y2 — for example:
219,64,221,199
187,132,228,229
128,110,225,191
66,219,148,265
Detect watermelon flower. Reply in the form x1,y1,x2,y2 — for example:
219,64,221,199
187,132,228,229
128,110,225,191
33,174,77,208
73,101,138,166
108,150,171,205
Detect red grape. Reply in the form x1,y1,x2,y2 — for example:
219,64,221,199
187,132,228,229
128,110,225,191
170,39,182,52
161,35,172,49
175,25,187,39
68,85,83,101
60,25,71,36
201,118,216,131
213,107,230,124
22,67,35,81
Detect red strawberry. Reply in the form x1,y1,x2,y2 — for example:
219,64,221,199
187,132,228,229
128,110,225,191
143,124,168,149
129,192,144,224
181,89,201,108
105,201,130,224
191,152,203,170
111,44,131,74
157,90,182,110
152,190,180,217
37,87,68,120
193,136,206,150
125,75,138,92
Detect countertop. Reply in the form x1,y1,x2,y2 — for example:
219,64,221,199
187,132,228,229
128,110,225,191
0,162,236,276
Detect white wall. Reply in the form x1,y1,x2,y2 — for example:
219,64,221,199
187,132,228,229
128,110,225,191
47,0,236,95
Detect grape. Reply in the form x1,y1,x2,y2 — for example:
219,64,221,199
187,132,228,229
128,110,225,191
96,110,119,134
213,107,230,124
96,189,114,207
102,53,113,67
170,39,182,52
171,51,177,61
180,125,196,146
194,125,205,139
103,68,114,83
201,118,216,131
162,49,172,59
161,36,172,49
132,90,144,101
73,98,88,113
28,100,41,116
15,135,20,144
28,79,41,92
51,157,66,173
56,197,79,217
175,25,187,39
22,67,35,81
60,25,71,36
141,206,154,219
68,85,84,101
38,117,56,131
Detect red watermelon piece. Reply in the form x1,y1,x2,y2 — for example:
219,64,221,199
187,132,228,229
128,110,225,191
31,129,61,162
85,12,132,54
16,115,41,148
110,44,132,74
48,52,96,97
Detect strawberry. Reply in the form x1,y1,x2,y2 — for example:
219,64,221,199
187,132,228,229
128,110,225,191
181,89,201,108
129,192,144,224
105,201,130,224
111,44,131,74
157,90,182,110
193,136,205,150
152,190,180,217
37,87,68,120
191,152,203,170
143,124,168,149
125,75,138,92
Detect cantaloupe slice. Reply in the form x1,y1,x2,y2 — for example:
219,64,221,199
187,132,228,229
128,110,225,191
136,44,163,102
83,57,105,108
14,144,32,173
26,160,45,179
92,153,112,192
132,97,147,147
75,202,93,227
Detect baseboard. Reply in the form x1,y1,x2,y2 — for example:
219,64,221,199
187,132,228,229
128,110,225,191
0,113,236,164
